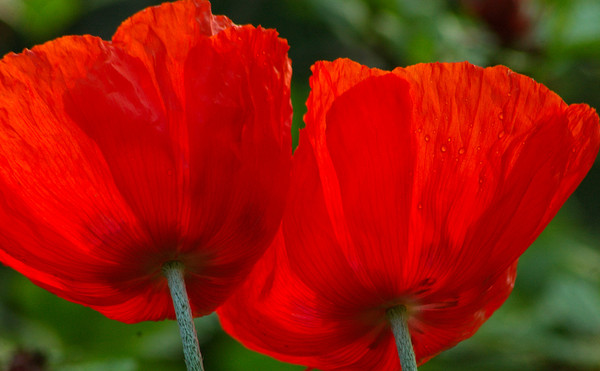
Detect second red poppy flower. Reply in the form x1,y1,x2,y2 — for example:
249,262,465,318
219,58,600,370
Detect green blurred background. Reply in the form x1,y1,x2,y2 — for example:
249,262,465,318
0,0,599,370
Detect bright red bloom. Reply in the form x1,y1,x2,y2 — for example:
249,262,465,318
0,0,291,323
219,59,600,370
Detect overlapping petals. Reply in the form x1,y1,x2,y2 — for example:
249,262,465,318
219,59,599,369
0,0,292,323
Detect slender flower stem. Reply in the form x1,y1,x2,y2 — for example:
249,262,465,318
387,306,417,371
162,261,205,371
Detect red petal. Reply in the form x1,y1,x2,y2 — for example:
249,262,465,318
219,59,600,369
64,41,180,248
0,36,156,317
219,230,397,370
182,24,292,276
393,62,600,281
110,3,293,315
325,73,416,295
305,59,387,144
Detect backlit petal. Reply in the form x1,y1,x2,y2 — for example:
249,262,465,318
0,36,155,316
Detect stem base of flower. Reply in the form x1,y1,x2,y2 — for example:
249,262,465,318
387,305,417,371
163,261,205,371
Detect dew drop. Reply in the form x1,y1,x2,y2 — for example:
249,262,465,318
440,145,447,152
498,112,504,120
447,137,452,142
418,203,423,210
424,135,430,142
572,148,577,153
417,127,423,133
476,146,481,151
479,177,484,184
498,131,505,139
458,147,465,155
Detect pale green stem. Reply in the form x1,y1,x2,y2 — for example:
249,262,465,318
162,261,205,371
386,306,417,371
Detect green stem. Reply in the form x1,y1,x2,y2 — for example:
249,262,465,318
163,261,205,371
387,306,417,371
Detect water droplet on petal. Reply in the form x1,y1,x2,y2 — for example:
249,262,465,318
441,145,447,152
424,135,430,142
418,203,423,210
476,146,481,151
498,131,505,139
498,112,504,120
458,147,465,155
417,127,422,133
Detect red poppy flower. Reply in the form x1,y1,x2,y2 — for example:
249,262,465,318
0,0,291,324
218,59,600,370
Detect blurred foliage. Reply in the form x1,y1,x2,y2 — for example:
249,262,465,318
0,0,599,370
